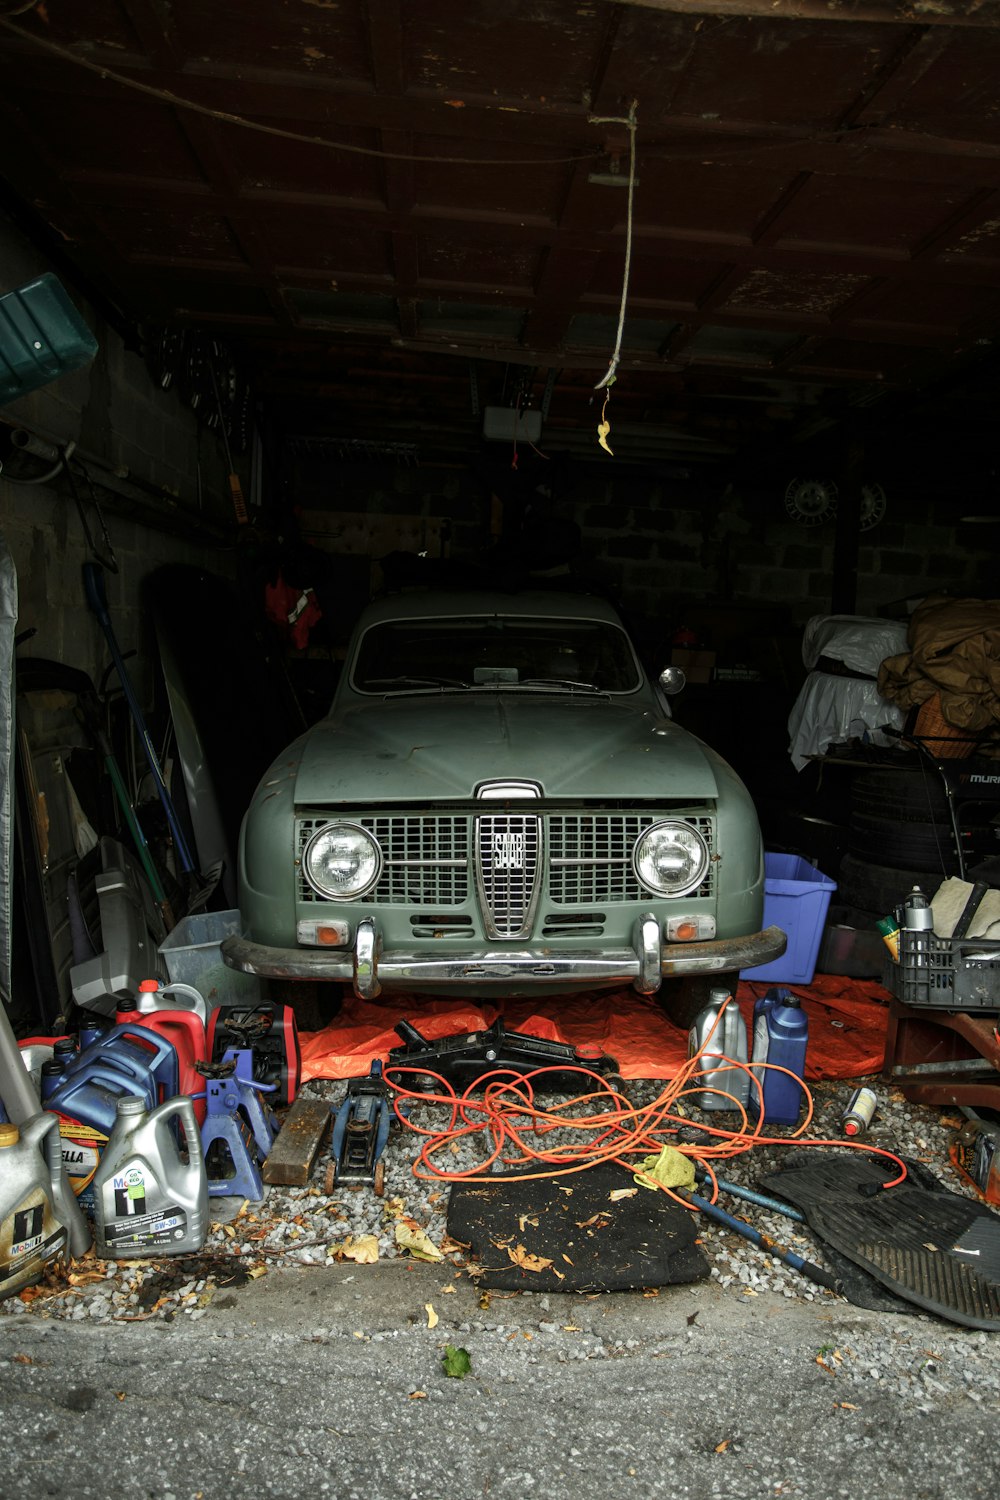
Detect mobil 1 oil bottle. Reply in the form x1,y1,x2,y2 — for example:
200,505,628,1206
93,1095,208,1258
687,987,750,1111
0,1113,79,1300
749,987,809,1126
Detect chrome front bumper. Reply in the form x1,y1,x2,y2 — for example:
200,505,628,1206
221,918,787,1000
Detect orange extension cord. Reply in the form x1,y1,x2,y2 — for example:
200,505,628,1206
385,998,908,1210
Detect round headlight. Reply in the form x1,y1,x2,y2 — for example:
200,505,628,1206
633,821,709,897
303,822,382,899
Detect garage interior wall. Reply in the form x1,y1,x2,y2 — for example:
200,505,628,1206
0,213,236,703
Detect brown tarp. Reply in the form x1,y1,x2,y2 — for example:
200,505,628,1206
877,594,1000,734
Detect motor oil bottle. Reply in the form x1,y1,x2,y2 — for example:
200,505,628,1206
687,988,750,1111
0,1113,73,1300
124,990,208,1124
749,987,809,1126
137,978,209,1027
44,1024,177,1205
93,1095,208,1258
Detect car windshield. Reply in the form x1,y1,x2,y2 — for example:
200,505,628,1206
351,615,643,694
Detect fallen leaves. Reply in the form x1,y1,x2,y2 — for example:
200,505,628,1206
425,1303,439,1330
442,1345,472,1379
608,1188,637,1203
395,1219,445,1262
335,1236,379,1265
506,1244,553,1274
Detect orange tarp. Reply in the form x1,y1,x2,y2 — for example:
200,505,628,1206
298,974,891,1083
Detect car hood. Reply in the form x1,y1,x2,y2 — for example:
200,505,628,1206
292,694,720,803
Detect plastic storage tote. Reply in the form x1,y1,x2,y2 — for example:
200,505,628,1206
740,853,837,985
883,928,1000,1013
158,909,261,1008
0,273,98,404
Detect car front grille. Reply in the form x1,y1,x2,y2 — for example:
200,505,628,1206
297,812,715,925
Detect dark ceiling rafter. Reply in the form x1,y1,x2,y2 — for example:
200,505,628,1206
1,0,1000,472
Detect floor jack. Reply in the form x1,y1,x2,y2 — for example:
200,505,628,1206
325,1060,402,1197
388,1017,621,1093
199,1049,279,1202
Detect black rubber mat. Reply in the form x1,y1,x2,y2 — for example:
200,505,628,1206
760,1152,1000,1330
447,1161,709,1292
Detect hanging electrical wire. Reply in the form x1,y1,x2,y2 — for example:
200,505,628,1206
589,100,638,396
0,17,604,168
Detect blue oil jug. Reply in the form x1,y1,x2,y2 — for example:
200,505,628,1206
41,1025,179,1203
69,1024,179,1101
749,987,808,1126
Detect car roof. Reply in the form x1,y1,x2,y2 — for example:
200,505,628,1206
357,589,627,627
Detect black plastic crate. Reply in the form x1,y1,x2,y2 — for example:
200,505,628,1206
884,927,1000,1013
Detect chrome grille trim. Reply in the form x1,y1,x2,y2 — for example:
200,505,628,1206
297,812,714,912
474,812,542,939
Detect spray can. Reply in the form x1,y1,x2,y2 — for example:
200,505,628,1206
93,1095,208,1258
749,988,809,1126
902,886,934,966
0,1114,76,1300
841,1085,877,1137
687,988,750,1111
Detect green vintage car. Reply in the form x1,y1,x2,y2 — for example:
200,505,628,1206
221,590,784,1007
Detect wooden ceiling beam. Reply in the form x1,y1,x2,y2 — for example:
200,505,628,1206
619,0,1000,26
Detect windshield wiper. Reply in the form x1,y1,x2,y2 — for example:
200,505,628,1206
516,678,606,695
364,674,469,690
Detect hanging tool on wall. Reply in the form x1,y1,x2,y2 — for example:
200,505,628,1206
83,560,209,910
207,342,249,526
76,686,174,929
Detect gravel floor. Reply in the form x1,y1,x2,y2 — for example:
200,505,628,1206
2,1073,990,1329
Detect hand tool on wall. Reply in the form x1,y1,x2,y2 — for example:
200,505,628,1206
83,561,197,885
76,690,173,929
207,345,248,526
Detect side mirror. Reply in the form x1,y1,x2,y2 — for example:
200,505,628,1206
658,665,686,696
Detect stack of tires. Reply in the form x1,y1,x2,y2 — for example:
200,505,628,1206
838,762,995,917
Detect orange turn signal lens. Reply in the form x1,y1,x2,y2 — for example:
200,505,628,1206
296,918,350,947
664,914,716,942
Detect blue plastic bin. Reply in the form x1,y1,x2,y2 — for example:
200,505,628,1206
740,852,837,985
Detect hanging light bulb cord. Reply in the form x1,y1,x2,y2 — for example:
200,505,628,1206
590,101,638,392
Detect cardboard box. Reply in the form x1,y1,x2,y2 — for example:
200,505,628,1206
670,648,716,684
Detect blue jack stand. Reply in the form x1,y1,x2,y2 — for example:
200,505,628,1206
326,1059,402,1197
199,1049,278,1202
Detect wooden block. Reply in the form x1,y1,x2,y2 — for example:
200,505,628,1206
262,1097,332,1186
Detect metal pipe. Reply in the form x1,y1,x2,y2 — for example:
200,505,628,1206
683,1187,839,1291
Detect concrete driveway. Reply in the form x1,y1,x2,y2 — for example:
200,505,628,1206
1,1261,997,1500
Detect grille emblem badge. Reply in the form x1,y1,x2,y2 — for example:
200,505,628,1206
492,831,525,869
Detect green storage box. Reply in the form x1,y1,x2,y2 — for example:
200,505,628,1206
0,272,98,405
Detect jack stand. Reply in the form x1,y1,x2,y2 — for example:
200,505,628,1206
325,1060,400,1196
198,1050,278,1202
220,1047,279,1158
